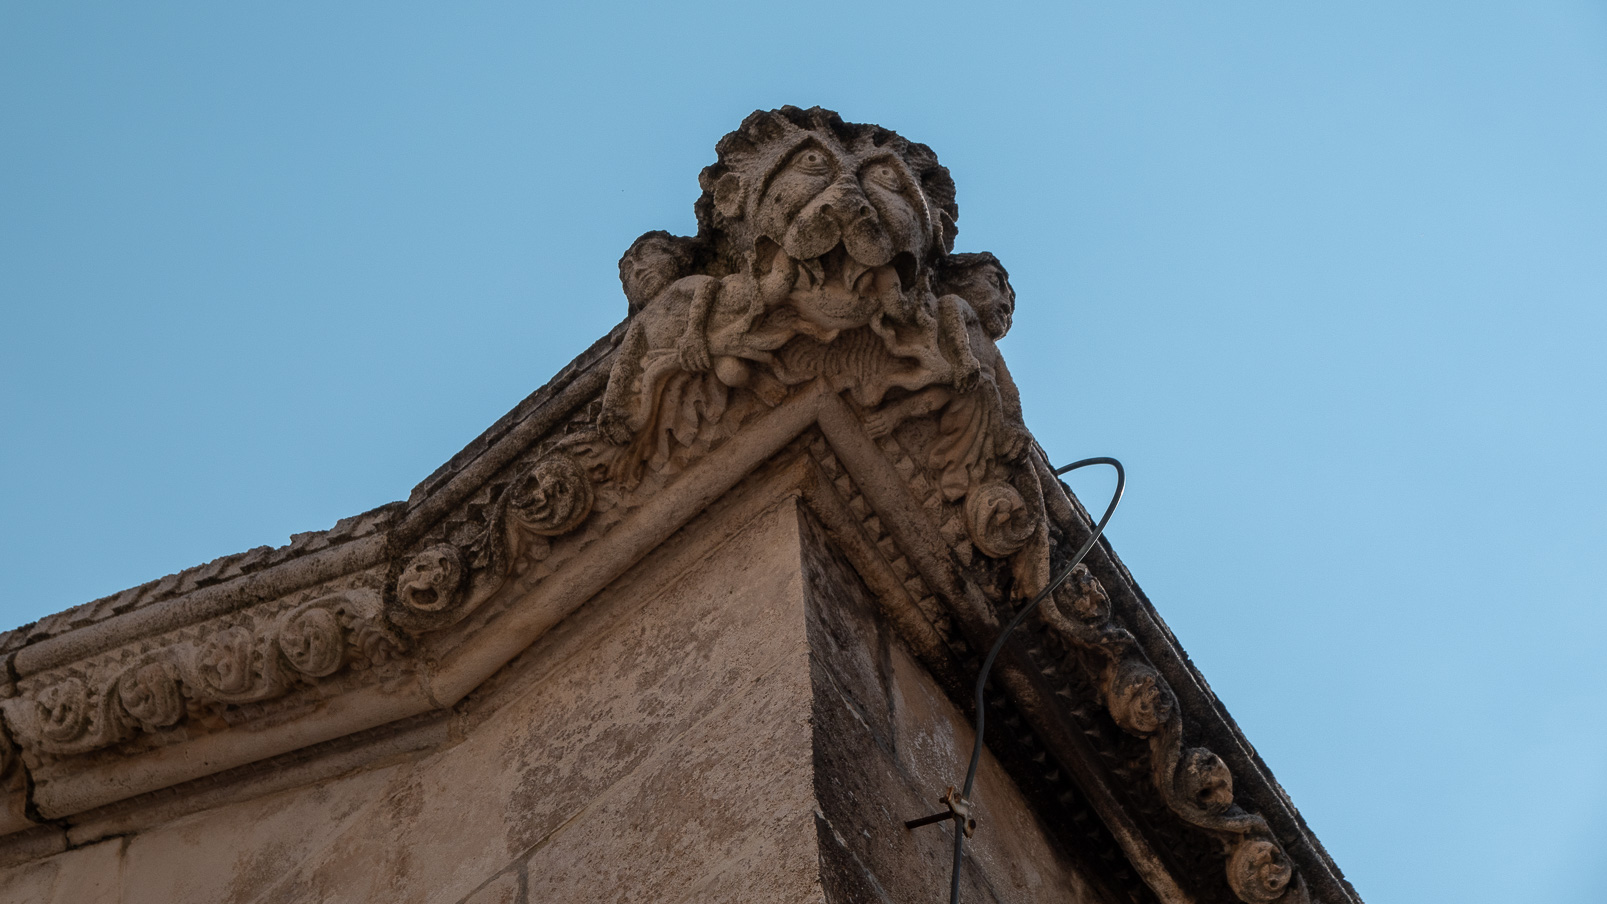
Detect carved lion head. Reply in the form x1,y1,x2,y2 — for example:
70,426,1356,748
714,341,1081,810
694,107,958,329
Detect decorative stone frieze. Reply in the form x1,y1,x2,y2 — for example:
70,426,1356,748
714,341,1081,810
2,588,391,760
385,448,601,636
1040,565,1311,904
0,106,1353,904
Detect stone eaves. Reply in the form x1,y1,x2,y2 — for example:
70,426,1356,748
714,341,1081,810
0,107,1360,904
0,328,1356,904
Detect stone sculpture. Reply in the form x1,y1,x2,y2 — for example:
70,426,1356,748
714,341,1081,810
600,109,980,471
0,107,1341,904
592,107,1048,593
1040,564,1310,904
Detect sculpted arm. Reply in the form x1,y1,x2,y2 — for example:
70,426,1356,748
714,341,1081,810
677,276,720,372
599,322,647,444
937,294,982,392
990,348,1029,461
864,385,953,438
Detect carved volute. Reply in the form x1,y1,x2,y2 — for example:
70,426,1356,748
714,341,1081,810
0,107,1346,904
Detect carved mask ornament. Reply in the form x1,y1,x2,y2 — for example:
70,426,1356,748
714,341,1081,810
396,545,465,614
278,605,345,678
1228,837,1296,904
506,454,594,537
115,662,185,730
35,677,90,744
1179,746,1235,815
1061,563,1111,624
1105,659,1176,737
964,481,1035,559
193,626,259,697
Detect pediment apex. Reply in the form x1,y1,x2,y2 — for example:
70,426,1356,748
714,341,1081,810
0,108,1354,904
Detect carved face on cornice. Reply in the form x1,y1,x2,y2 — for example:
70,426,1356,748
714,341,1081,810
396,545,464,614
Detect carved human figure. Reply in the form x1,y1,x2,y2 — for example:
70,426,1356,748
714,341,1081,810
598,267,790,453
864,252,1028,499
618,230,694,315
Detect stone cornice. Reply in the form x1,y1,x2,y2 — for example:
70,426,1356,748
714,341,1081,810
0,107,1359,904
0,374,1354,902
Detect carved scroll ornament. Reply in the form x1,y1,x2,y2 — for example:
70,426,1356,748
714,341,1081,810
386,451,596,636
1040,566,1309,904
2,590,388,758
114,661,185,732
278,604,346,678
964,481,1035,559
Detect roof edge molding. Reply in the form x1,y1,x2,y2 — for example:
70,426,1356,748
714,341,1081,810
0,107,1357,904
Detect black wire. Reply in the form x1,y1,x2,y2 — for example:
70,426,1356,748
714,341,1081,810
946,457,1125,904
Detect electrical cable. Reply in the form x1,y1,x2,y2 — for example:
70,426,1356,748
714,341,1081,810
906,456,1125,904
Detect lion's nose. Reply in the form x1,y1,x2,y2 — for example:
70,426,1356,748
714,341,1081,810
822,198,874,222
822,196,874,219
820,179,874,222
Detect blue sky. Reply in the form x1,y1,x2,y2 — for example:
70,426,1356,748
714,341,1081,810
3,3,1604,901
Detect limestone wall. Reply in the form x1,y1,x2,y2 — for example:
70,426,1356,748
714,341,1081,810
802,511,1100,904
1,494,823,904
1,487,1100,903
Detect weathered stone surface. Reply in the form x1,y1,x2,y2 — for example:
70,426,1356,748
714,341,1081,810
0,107,1356,904
0,837,122,904
802,509,1098,904
244,497,819,904
460,871,521,904
118,763,406,904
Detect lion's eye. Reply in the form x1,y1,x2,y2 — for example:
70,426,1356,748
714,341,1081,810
791,148,830,175
865,164,900,188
